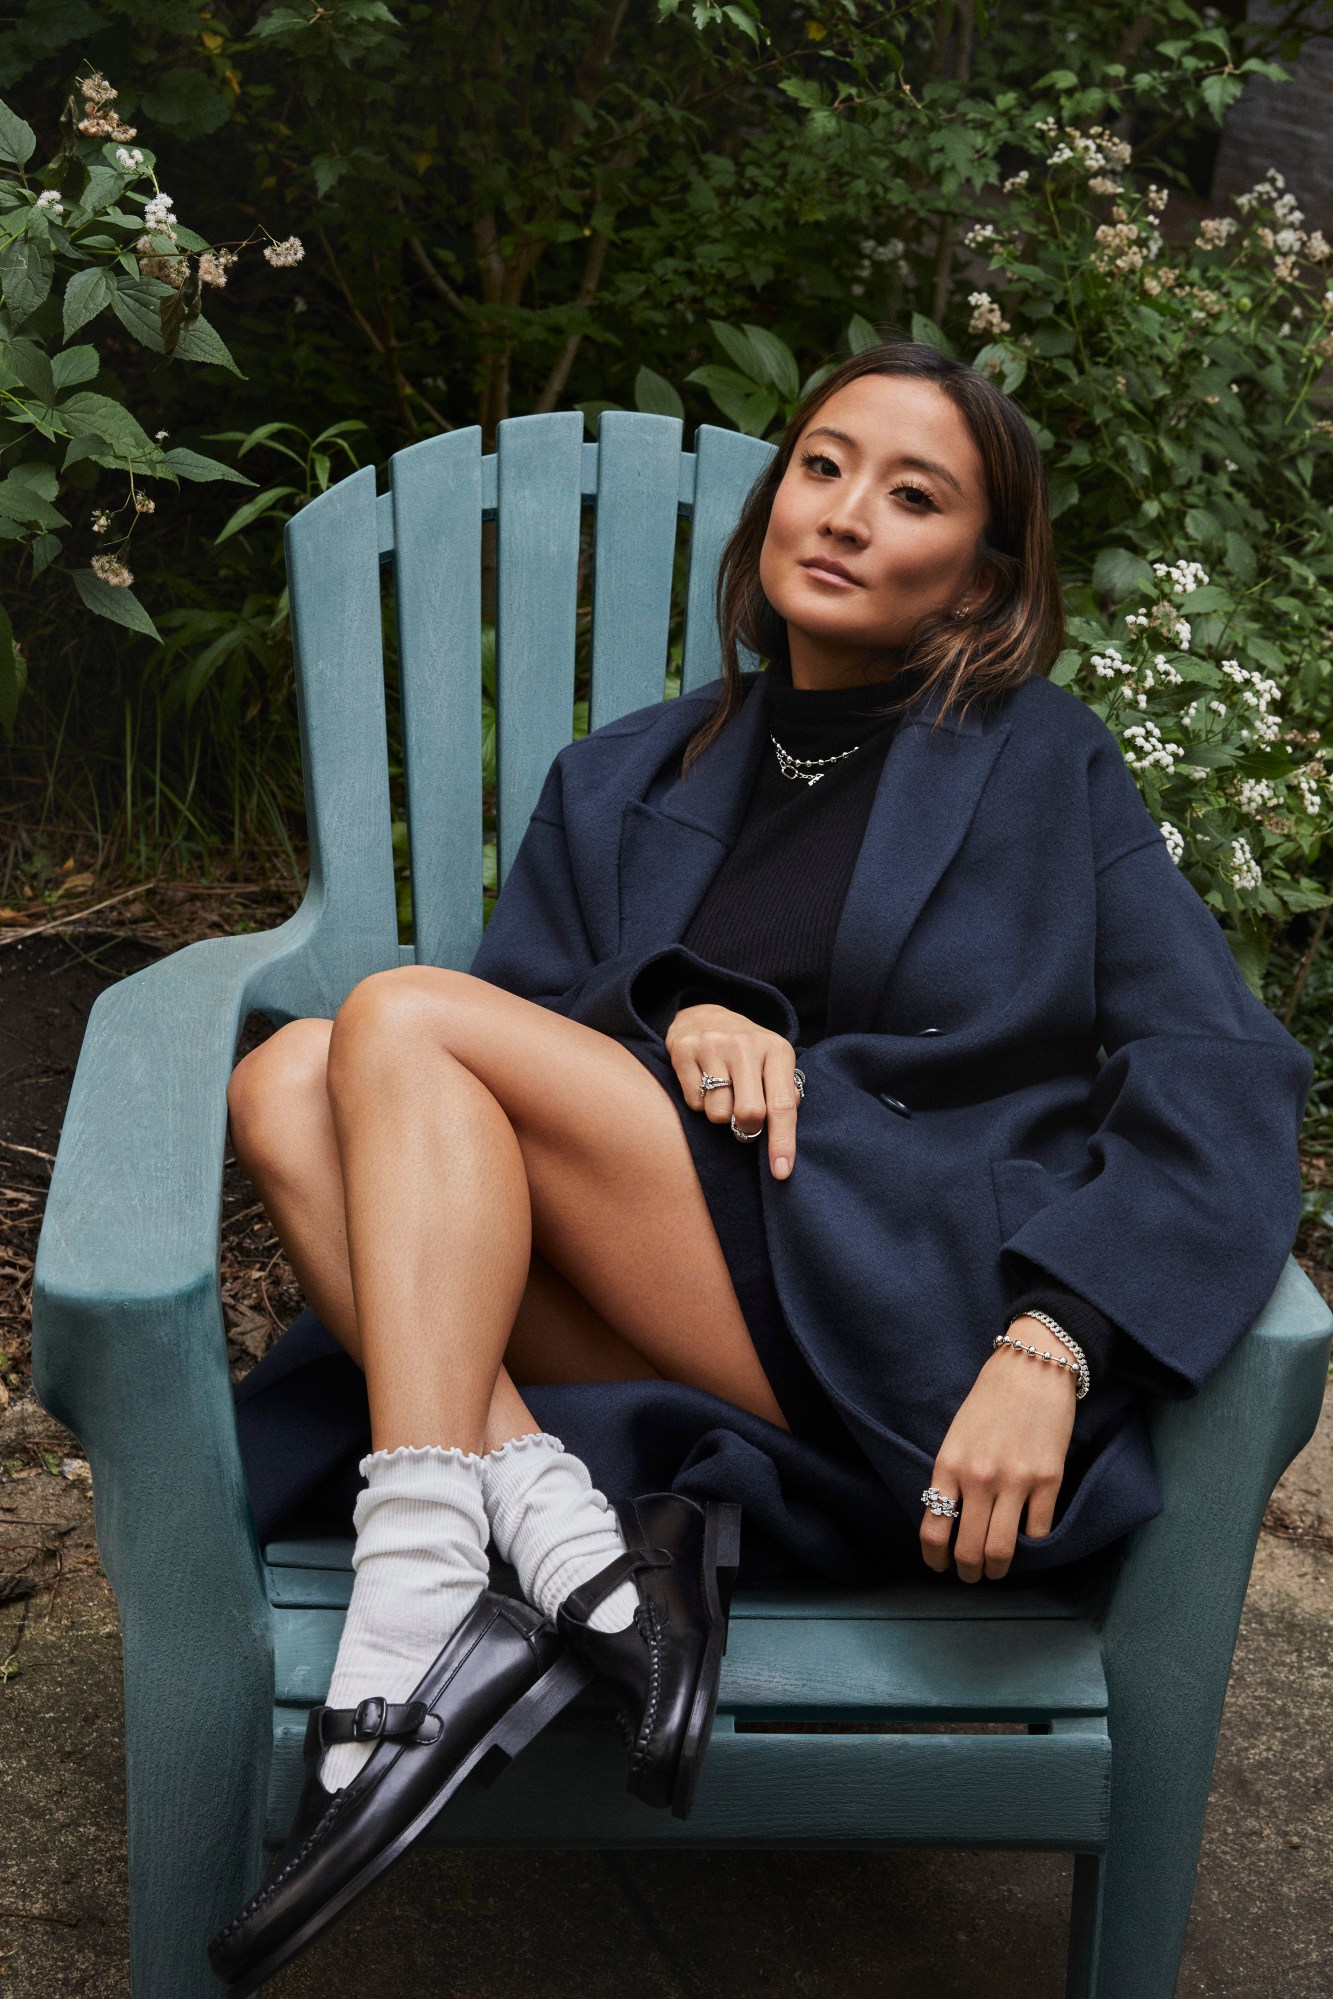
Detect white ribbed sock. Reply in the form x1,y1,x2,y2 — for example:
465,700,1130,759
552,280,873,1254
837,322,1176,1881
320,1445,489,1791
483,1432,638,1634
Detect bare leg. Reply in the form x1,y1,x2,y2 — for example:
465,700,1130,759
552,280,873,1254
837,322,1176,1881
226,971,786,1460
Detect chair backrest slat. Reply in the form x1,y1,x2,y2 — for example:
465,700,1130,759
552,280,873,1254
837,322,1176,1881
391,427,485,971
284,464,400,1000
494,412,586,885
588,411,684,732
680,426,777,693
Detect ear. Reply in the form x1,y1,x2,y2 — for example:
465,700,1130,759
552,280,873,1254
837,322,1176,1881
961,551,1004,618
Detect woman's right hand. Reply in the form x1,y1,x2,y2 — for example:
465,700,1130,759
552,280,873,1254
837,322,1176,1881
664,1002,801,1181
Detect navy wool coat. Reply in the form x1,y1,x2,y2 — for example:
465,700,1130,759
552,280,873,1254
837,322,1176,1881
461,663,1312,1575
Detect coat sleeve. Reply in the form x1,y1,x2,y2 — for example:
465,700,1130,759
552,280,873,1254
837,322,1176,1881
995,730,1313,1395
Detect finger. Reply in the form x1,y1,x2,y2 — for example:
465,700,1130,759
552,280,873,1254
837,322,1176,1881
699,1058,735,1125
727,1046,767,1139
675,1053,707,1111
918,1480,960,1574
951,1483,993,1585
983,1490,1026,1581
762,1043,800,1181
1023,1477,1062,1542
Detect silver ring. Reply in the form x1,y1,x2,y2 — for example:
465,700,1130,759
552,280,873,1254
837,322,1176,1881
793,1069,806,1102
921,1486,961,1520
730,1115,763,1143
699,1073,731,1094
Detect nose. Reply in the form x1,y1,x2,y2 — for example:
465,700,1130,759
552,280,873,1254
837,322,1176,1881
820,478,871,546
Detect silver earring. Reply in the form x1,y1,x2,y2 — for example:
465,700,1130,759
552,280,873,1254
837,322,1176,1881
954,604,971,621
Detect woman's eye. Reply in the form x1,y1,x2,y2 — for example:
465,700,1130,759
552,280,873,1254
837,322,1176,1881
800,450,839,476
892,483,935,509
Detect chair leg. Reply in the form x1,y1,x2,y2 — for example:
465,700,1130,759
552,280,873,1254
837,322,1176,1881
120,1584,272,1996
1065,1853,1104,1999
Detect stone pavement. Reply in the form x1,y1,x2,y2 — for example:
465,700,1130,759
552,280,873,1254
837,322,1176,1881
2,1387,1330,1999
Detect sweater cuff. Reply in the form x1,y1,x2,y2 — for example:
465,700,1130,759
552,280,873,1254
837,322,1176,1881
1004,1269,1188,1398
629,950,798,1044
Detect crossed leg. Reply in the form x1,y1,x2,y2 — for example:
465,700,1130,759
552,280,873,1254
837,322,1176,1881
225,966,789,1456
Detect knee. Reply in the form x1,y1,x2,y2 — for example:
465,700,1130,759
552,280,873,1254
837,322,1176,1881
326,965,479,1080
226,1017,332,1169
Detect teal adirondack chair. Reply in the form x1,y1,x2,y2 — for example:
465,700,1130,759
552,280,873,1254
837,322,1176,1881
32,411,1332,1999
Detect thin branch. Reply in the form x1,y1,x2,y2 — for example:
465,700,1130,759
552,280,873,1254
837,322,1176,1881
533,228,611,412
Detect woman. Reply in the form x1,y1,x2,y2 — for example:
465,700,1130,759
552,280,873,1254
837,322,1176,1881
210,341,1312,1991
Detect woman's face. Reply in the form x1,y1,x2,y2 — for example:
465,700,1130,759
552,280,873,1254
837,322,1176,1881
759,373,994,687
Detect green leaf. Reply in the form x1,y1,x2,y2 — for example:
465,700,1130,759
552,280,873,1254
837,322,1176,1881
910,313,954,358
684,365,778,436
212,486,301,546
721,4,759,44
5,338,57,405
1201,72,1244,123
160,446,257,487
51,343,99,390
709,320,766,382
575,400,619,437
741,324,799,401
1034,70,1079,90
0,597,23,738
71,568,162,642
56,391,162,471
1049,648,1081,686
0,100,36,170
1223,531,1256,584
0,213,55,327
0,473,65,529
846,313,880,356
62,266,117,341
172,312,245,377
1182,506,1223,549
633,365,685,420
7,463,58,502
29,531,60,579
1092,547,1155,602
971,342,1026,393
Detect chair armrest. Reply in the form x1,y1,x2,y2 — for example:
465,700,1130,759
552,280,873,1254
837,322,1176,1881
32,906,339,1599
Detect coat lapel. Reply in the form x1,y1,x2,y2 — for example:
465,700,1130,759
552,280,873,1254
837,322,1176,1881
823,680,1014,1036
616,674,773,956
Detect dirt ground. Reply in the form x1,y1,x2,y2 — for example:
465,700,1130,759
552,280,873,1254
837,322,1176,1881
1,911,1331,1998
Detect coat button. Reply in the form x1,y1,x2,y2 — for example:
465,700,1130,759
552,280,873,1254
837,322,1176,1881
879,1093,912,1118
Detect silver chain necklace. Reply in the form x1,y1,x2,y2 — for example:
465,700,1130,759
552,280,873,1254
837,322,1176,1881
770,732,864,787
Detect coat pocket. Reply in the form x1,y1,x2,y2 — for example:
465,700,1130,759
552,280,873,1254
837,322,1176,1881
989,1155,1095,1245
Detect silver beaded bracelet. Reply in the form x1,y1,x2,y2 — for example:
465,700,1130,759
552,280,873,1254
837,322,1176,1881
995,1309,1090,1400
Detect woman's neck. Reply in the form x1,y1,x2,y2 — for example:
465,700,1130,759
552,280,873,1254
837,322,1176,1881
786,626,912,692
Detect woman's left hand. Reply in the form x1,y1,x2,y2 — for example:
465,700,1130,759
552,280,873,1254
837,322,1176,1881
919,1325,1078,1582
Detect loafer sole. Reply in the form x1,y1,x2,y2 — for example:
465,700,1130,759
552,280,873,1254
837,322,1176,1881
648,1499,741,1822
220,1647,592,1995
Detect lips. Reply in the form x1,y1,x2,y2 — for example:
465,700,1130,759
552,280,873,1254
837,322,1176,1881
799,558,862,586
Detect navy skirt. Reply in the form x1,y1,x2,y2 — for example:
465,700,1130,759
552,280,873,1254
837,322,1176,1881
234,1047,930,1589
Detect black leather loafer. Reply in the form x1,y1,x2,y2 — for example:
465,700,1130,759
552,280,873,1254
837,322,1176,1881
208,1590,592,1994
556,1493,741,1821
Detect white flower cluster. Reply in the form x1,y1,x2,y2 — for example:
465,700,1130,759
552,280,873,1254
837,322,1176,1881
1236,777,1277,815
144,190,177,240
1219,658,1282,743
1151,651,1183,686
91,553,133,587
1002,170,1029,194
77,69,137,142
35,189,64,217
115,145,144,171
1145,184,1168,214
263,235,306,268
1126,603,1191,650
90,509,112,535
1092,218,1164,276
133,492,155,514
1160,820,1184,864
1042,123,1132,185
1196,216,1238,249
199,248,240,288
1122,718,1185,772
1152,559,1208,596
963,222,999,249
852,234,909,292
1295,765,1329,814
1091,645,1130,679
1234,170,1329,268
1227,835,1262,890
967,289,1009,335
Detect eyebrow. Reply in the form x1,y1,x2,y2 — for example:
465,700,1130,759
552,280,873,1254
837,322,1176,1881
803,426,965,497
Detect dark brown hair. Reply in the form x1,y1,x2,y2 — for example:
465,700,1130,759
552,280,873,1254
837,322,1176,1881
681,337,1065,774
